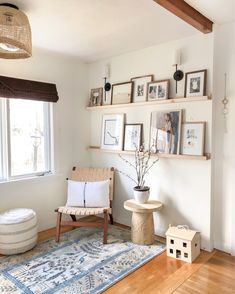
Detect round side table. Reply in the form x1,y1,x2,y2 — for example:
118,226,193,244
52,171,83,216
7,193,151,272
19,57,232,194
124,199,163,245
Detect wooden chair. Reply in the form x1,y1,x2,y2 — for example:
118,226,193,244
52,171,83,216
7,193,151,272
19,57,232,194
55,166,114,244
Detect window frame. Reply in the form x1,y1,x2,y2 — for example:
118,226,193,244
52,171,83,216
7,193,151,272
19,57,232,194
0,98,53,182
0,99,3,180
0,98,8,182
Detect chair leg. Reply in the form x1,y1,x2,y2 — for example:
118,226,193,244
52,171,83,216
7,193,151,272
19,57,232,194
109,213,114,225
56,212,62,243
103,210,108,244
70,214,76,221
70,214,77,230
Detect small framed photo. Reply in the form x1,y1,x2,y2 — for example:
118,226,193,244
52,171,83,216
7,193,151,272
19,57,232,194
147,79,170,101
131,75,153,103
89,88,103,106
150,110,182,154
111,82,133,105
124,124,143,151
101,114,125,150
185,69,207,97
181,122,205,155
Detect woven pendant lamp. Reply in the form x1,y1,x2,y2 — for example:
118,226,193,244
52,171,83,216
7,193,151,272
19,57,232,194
0,3,32,59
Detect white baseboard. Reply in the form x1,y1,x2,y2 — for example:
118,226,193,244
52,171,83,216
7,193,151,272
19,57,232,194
214,241,231,254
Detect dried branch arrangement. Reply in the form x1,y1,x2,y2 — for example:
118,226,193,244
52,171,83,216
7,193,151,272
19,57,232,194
118,145,159,189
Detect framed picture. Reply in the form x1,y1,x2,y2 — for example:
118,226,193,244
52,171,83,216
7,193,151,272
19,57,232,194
185,69,207,97
150,110,182,154
111,82,133,105
131,75,153,103
89,88,103,106
181,122,205,155
147,79,170,101
101,114,125,150
124,124,143,151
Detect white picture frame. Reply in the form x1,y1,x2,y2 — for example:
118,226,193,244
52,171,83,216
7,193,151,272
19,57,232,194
181,122,205,155
89,87,103,106
150,110,182,154
124,124,143,151
101,114,125,150
131,75,153,103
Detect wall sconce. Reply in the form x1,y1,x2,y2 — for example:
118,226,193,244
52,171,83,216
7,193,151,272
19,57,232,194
103,63,111,102
172,50,184,94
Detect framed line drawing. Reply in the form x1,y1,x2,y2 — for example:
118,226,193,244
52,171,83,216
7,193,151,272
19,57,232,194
181,122,205,155
101,114,125,150
150,110,182,154
123,123,143,151
131,75,153,103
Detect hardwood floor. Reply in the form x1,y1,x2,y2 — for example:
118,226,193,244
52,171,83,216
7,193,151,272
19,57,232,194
37,217,235,294
174,251,235,294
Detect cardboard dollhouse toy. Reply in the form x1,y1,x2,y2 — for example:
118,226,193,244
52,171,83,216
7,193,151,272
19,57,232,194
166,225,201,263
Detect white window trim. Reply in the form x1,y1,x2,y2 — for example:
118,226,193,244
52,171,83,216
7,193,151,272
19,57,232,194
0,99,3,179
0,99,53,182
0,99,8,181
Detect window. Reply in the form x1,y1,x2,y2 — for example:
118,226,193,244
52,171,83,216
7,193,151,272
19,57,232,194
176,250,181,258
0,98,52,181
0,108,3,179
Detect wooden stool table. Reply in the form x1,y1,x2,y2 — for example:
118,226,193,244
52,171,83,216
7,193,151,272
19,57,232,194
124,199,163,245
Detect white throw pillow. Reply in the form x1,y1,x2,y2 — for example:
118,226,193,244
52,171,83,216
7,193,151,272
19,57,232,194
66,180,85,207
85,180,110,208
66,179,110,208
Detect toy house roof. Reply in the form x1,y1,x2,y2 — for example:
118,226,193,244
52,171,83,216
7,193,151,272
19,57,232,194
166,226,199,241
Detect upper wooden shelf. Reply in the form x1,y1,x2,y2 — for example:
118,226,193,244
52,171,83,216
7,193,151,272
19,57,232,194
89,146,210,161
86,96,211,110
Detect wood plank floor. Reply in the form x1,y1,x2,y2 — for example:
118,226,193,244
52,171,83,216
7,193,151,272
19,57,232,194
37,218,235,293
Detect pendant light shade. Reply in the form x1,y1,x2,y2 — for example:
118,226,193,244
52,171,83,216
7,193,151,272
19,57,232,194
0,3,32,59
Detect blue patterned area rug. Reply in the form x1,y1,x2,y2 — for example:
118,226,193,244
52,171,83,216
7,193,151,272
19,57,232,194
0,226,165,294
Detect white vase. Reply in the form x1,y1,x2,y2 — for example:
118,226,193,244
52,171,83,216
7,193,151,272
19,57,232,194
133,186,150,204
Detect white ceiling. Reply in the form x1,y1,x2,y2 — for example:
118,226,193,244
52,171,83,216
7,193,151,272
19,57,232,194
10,0,235,62
185,0,235,24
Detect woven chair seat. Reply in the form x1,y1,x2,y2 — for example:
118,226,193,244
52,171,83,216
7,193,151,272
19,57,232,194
55,166,114,244
58,206,112,216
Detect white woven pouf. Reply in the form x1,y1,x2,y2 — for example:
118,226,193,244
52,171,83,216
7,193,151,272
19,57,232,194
0,208,38,255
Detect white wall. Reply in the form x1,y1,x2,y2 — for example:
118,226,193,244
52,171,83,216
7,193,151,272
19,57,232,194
213,22,235,254
88,33,214,251
1,24,233,254
0,48,90,231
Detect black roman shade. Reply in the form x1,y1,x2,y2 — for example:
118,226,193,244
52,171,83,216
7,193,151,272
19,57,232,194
0,75,59,102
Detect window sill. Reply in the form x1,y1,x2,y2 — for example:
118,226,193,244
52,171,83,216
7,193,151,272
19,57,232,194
0,172,61,185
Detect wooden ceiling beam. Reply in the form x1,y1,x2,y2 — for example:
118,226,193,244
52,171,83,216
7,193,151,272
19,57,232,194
154,0,213,33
